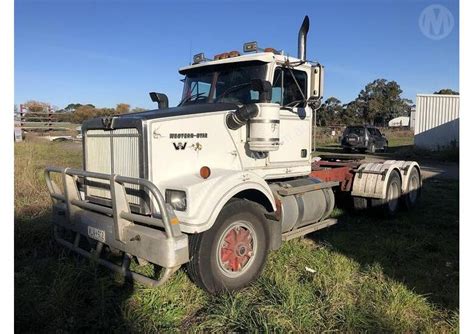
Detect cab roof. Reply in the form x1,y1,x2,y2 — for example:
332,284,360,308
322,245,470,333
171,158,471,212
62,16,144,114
178,52,309,74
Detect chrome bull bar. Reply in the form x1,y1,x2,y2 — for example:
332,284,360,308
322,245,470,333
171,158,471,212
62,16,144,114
44,166,189,287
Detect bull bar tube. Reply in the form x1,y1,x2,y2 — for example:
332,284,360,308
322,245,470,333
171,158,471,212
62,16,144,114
44,167,189,287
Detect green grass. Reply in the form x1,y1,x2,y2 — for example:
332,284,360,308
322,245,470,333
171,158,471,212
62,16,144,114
15,139,459,332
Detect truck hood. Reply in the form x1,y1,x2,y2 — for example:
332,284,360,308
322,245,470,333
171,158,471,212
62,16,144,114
82,103,238,131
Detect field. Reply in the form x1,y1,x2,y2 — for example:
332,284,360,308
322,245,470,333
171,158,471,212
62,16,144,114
15,136,459,332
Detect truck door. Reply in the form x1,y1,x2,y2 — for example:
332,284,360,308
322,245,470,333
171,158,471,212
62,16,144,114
267,67,311,166
374,128,386,149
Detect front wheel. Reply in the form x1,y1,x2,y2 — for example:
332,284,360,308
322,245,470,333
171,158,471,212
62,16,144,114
187,199,268,293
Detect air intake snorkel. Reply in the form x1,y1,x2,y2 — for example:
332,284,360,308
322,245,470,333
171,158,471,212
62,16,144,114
226,79,272,130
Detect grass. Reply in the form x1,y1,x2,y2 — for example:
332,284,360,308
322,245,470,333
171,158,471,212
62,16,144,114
15,137,459,332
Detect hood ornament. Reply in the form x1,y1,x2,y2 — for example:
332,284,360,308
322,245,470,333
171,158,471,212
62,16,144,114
101,116,115,130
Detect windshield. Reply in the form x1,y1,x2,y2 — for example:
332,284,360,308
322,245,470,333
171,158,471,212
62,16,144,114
180,61,267,106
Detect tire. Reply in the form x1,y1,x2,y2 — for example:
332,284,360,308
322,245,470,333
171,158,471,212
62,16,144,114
353,196,368,211
187,199,268,293
371,170,402,217
368,143,376,154
403,168,421,209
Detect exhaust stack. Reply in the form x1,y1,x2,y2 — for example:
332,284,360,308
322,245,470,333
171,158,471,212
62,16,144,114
298,16,310,61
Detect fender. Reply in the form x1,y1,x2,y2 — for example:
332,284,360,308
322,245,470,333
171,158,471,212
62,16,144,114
351,161,402,199
384,161,422,194
164,169,276,234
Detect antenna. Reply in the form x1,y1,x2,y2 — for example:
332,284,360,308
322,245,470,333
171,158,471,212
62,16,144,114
189,40,193,65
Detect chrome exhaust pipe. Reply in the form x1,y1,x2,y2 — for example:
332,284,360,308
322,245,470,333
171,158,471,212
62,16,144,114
298,16,310,61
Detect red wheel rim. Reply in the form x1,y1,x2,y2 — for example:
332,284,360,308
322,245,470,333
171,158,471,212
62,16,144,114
218,224,255,274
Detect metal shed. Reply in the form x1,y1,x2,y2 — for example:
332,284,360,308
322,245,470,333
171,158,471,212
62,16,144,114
414,94,459,150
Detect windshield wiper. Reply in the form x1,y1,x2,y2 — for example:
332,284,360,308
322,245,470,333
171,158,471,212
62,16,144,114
178,92,206,106
215,82,251,102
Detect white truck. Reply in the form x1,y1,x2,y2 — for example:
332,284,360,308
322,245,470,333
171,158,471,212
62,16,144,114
45,17,422,293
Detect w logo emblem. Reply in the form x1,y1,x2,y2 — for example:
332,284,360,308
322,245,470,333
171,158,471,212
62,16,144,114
419,5,454,40
173,142,187,150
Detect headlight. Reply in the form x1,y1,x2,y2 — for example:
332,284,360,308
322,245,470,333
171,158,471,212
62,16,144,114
165,189,187,211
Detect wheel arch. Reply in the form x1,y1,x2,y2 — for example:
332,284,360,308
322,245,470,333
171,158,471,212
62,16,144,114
231,189,274,213
184,172,277,234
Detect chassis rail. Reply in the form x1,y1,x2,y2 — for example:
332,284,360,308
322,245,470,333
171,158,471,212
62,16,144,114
44,167,189,287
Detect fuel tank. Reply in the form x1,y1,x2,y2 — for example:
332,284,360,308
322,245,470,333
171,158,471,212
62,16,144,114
270,178,335,233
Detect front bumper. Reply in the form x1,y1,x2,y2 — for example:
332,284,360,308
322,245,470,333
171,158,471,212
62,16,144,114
45,167,189,286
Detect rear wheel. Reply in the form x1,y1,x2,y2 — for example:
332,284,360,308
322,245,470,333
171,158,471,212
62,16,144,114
187,199,268,293
368,143,376,153
404,168,421,208
371,170,402,216
353,196,368,210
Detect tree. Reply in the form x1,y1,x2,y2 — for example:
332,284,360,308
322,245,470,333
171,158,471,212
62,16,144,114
355,79,412,126
434,89,459,95
72,105,97,123
131,107,147,113
317,97,343,126
339,101,363,125
116,103,130,114
65,103,95,112
24,100,49,113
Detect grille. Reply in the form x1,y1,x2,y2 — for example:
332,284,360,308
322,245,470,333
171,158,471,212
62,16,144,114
84,128,144,208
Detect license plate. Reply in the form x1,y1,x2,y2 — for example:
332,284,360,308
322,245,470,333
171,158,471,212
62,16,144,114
87,226,106,242
348,138,356,142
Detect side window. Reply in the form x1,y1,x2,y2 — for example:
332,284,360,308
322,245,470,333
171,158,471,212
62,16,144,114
271,68,283,104
272,67,307,107
367,128,376,136
375,129,382,137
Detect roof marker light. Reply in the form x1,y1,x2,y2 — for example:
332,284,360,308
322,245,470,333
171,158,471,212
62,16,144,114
228,50,240,58
214,52,229,60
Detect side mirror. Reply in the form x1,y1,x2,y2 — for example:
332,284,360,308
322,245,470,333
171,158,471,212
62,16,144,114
310,64,324,98
149,92,169,109
250,79,272,103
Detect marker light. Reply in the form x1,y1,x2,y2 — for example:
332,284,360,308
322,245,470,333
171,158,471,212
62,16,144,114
214,52,229,60
243,41,258,53
200,166,211,179
228,50,240,58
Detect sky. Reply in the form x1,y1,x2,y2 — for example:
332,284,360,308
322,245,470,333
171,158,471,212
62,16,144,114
14,0,459,110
